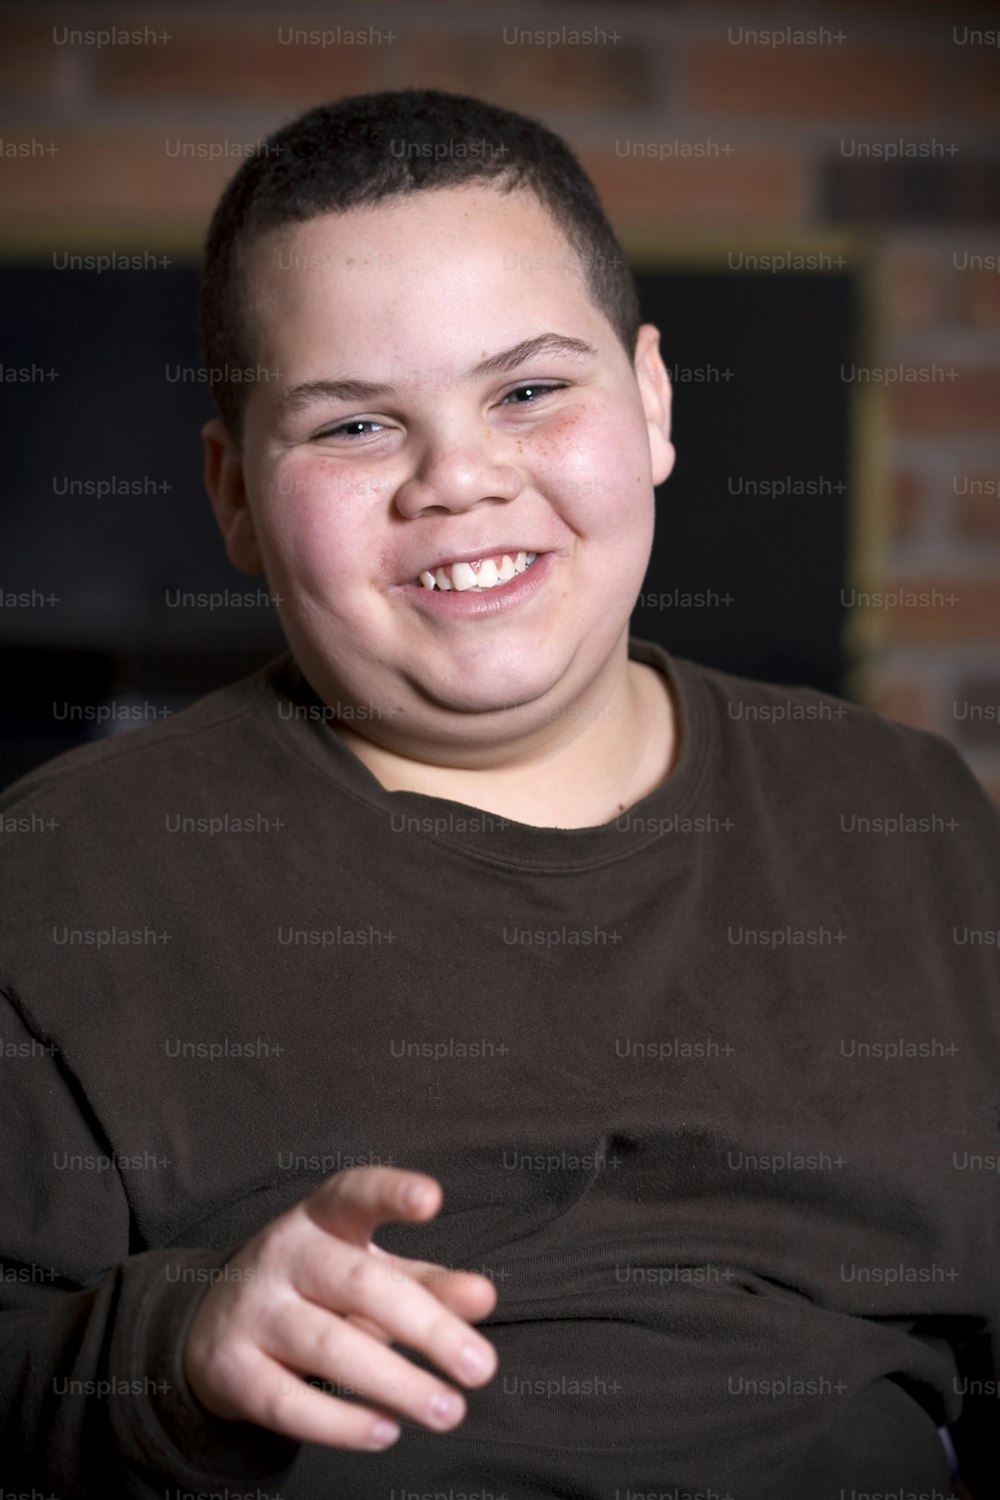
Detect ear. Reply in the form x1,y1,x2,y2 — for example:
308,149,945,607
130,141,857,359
201,417,265,577
633,324,676,488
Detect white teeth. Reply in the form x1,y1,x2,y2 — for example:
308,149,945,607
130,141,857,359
415,550,540,590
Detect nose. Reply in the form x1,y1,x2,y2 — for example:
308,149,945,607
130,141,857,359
393,430,524,518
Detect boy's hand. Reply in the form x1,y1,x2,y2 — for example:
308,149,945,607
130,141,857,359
181,1167,498,1450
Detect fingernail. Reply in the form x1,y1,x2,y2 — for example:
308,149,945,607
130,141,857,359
459,1342,495,1378
402,1181,430,1209
370,1419,400,1448
430,1391,464,1425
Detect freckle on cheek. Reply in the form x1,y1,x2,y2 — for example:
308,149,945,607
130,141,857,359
530,421,575,465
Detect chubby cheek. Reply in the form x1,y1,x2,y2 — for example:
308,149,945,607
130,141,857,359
538,403,654,596
255,459,383,619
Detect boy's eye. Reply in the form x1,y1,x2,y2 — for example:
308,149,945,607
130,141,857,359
313,419,386,442
499,381,569,406
310,382,569,442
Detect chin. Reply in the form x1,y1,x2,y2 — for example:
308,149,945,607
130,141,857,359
421,676,559,718
420,640,570,705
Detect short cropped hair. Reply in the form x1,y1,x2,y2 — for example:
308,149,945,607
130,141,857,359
198,87,642,446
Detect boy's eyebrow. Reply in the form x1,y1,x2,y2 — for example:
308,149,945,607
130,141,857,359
276,333,598,414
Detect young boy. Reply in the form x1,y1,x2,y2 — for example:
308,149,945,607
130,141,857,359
1,88,996,1500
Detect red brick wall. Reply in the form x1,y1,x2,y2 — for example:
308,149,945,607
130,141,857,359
1,4,998,796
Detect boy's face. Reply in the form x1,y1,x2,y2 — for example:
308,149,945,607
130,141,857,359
205,184,675,746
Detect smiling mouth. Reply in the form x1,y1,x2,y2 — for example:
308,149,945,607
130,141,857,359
416,551,539,592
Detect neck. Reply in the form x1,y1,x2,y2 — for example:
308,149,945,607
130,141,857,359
329,652,678,830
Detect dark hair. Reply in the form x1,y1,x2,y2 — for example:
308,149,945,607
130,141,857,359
198,87,642,446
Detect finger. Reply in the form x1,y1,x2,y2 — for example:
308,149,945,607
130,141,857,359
430,1271,499,1320
349,1254,497,1338
296,1240,498,1389
226,1345,404,1451
285,1281,493,1347
262,1298,471,1434
369,1241,499,1309
305,1167,443,1247
387,1265,499,1323
344,1311,393,1344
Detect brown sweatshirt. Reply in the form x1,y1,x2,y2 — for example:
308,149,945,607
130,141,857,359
1,635,997,1499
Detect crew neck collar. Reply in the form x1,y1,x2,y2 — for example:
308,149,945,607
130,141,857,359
255,635,711,871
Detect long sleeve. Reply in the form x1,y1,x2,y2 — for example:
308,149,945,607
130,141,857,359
0,986,302,1498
